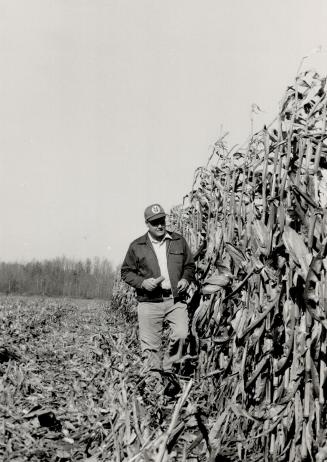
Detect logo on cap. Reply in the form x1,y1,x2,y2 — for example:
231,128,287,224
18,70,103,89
152,205,161,214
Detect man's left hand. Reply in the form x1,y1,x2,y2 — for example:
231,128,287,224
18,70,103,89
177,279,189,293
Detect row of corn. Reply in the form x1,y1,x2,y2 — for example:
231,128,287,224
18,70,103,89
164,70,327,460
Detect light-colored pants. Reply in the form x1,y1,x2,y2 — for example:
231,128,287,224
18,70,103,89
137,298,189,372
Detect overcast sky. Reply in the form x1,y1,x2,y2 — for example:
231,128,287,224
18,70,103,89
1,0,327,267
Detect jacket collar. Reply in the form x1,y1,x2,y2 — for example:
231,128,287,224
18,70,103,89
137,231,179,244
147,231,172,244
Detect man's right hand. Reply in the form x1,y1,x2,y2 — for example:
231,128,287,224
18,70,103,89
141,276,164,291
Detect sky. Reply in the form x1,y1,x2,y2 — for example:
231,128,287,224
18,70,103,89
0,0,327,268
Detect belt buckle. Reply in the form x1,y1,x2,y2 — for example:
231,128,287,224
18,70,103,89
162,288,172,298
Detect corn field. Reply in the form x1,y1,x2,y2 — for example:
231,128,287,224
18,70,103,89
2,69,327,462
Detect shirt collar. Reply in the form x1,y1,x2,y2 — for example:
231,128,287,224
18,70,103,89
148,231,172,244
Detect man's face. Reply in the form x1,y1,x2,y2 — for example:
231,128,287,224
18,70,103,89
146,217,166,239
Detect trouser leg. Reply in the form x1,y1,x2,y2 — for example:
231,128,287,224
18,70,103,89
163,300,189,372
137,302,165,373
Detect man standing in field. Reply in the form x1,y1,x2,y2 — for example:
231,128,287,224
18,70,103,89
121,203,195,382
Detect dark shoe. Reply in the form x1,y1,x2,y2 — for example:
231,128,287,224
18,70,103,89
164,379,181,397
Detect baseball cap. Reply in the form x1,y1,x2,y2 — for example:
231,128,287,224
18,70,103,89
144,204,166,222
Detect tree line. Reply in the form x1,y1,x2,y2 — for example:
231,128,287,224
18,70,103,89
0,257,115,300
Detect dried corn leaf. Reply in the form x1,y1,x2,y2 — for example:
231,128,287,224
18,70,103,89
283,226,311,278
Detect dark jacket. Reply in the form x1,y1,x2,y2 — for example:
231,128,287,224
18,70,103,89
121,231,195,302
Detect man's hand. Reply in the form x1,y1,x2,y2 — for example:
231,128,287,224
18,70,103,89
141,277,163,291
177,278,189,293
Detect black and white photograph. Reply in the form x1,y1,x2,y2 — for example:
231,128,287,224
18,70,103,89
1,1,327,461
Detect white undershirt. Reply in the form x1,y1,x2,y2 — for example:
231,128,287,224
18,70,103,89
148,232,172,290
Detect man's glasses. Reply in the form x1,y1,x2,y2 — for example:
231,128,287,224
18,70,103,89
148,218,166,227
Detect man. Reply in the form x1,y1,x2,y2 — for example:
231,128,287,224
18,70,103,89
121,203,195,376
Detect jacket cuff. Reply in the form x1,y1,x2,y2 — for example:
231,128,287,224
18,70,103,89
135,276,145,290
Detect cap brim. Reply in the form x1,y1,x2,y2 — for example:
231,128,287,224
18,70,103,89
147,213,166,222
